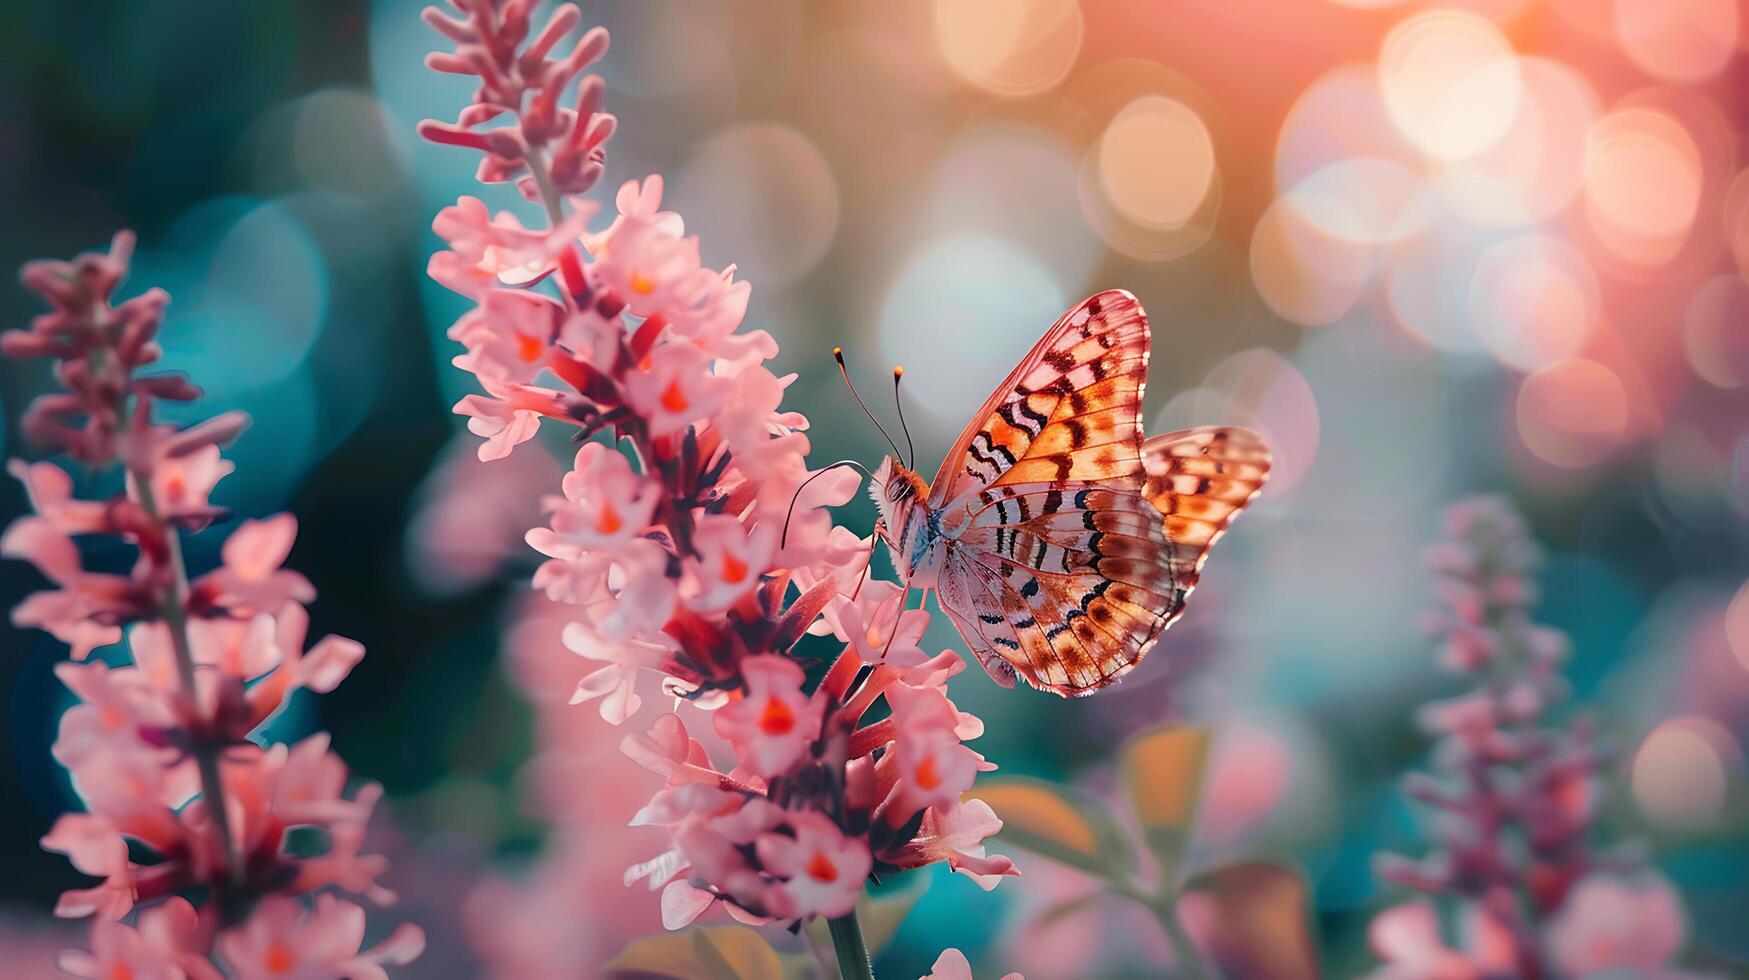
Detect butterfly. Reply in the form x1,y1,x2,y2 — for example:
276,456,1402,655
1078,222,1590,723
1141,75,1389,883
866,289,1270,696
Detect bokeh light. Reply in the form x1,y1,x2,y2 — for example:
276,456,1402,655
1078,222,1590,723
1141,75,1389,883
1683,275,1749,388
1613,0,1740,83
1632,716,1739,832
1583,108,1704,267
1469,233,1600,370
1379,11,1523,162
1728,580,1749,675
1096,95,1217,231
1516,357,1631,468
672,123,839,287
1277,65,1421,191
1435,57,1599,227
932,0,1083,97
876,235,1065,434
1249,195,1373,327
927,124,1103,293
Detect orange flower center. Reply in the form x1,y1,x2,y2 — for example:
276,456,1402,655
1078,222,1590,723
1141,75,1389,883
516,331,544,363
720,552,748,584
806,850,839,883
596,502,623,535
630,271,656,295
265,941,296,973
758,697,796,736
164,472,187,503
915,755,942,791
108,964,134,980
660,380,689,413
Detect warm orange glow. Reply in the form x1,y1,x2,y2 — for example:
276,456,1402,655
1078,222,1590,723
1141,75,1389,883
1096,95,1217,231
1516,358,1630,468
1250,197,1373,327
1583,108,1703,266
1614,0,1739,83
1632,716,1737,830
1379,11,1522,161
932,0,1082,97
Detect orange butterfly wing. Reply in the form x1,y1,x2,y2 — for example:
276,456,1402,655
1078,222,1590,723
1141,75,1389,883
927,291,1269,696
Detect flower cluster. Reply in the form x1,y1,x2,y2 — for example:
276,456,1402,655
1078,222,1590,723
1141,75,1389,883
421,0,1015,933
1368,496,1695,979
3,234,422,977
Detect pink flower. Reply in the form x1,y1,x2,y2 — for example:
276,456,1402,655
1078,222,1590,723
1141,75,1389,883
754,810,871,920
58,898,216,980
454,380,567,462
819,579,930,667
683,515,775,613
190,515,315,617
714,655,824,778
218,894,425,980
881,682,985,824
449,288,567,386
8,460,111,534
926,948,1024,980
548,442,660,550
883,799,1018,891
1547,873,1688,977
621,341,731,439
1365,901,1517,980
139,444,233,520
429,195,595,299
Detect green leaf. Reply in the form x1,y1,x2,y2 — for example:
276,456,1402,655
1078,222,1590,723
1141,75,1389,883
1180,861,1321,980
1121,725,1210,885
967,776,1134,879
603,925,787,980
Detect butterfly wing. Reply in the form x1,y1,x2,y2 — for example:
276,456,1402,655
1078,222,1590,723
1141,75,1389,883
927,293,1270,696
1140,426,1272,612
925,290,1170,694
926,290,1151,514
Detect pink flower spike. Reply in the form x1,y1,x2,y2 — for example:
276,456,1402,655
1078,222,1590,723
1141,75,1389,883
713,655,823,779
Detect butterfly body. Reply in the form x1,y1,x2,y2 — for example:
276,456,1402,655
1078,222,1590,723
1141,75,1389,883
868,290,1270,697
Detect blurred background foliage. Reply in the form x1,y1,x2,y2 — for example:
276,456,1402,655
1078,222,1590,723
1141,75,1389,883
2,0,1747,976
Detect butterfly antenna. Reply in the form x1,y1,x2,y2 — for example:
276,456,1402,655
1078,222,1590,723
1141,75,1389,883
834,347,904,461
780,459,872,549
892,365,916,470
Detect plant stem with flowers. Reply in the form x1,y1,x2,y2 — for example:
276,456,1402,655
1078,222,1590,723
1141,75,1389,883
3,235,423,975
418,2,1021,976
1368,496,1700,979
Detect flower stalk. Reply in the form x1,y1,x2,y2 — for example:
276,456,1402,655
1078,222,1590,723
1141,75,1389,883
827,910,875,980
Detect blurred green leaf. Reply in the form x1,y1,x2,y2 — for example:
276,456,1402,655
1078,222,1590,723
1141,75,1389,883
1121,725,1210,885
1181,862,1320,980
603,925,786,980
967,776,1134,879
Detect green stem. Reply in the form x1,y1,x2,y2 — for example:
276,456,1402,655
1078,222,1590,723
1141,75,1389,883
826,911,874,980
133,473,245,891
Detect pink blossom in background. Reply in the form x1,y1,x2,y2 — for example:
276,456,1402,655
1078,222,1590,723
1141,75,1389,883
2,233,421,973
417,0,1015,958
1370,496,1687,977
925,947,1024,980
